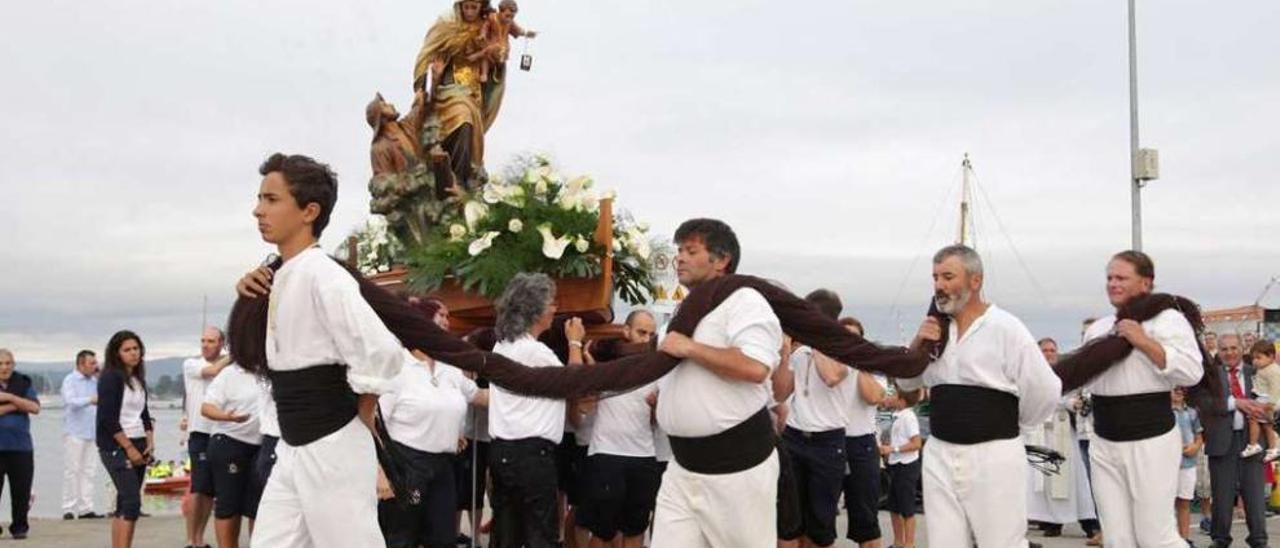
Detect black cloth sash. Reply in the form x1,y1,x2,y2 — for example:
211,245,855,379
928,384,1020,445
668,407,775,475
267,365,357,447
0,373,31,398
1091,392,1174,442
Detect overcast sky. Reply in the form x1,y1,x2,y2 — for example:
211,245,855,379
2,0,1277,361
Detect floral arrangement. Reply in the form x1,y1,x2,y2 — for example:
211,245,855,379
404,156,661,304
342,216,406,276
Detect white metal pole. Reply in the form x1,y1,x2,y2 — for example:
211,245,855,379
1128,0,1143,251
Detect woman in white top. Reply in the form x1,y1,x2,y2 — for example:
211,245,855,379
375,345,488,548
201,364,264,548
488,273,585,548
95,330,155,548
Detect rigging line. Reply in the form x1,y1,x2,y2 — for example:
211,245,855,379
885,168,962,341
970,170,1051,307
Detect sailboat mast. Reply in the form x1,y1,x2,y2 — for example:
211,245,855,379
958,154,973,248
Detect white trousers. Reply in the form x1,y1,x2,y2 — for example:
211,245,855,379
61,435,97,514
250,418,384,548
1089,427,1184,547
922,437,1030,548
650,450,778,548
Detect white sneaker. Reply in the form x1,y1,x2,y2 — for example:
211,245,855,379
1241,443,1263,458
1265,448,1280,462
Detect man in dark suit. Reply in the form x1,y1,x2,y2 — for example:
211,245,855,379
1204,333,1270,548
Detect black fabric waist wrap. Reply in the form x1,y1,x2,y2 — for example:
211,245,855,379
1091,391,1174,442
268,365,358,447
928,384,1020,445
667,407,775,475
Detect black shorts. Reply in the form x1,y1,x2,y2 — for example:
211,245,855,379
583,454,661,540
886,460,922,517
490,438,559,547
188,431,216,496
455,439,489,511
252,435,279,498
556,433,589,505
776,444,803,541
208,434,261,519
842,434,882,543
378,443,457,548
782,427,845,546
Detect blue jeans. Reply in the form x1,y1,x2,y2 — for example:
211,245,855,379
100,437,147,521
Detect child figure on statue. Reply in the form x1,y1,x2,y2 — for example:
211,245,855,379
1242,340,1280,461
481,0,536,76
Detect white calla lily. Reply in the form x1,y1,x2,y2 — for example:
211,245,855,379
502,185,526,207
537,224,573,260
624,226,651,259
467,231,501,256
482,183,509,205
557,175,597,211
508,218,524,233
574,236,591,254
449,224,467,241
463,201,489,231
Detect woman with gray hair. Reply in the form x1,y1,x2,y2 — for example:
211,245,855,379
487,273,585,548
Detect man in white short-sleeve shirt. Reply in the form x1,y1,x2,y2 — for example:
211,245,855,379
651,219,784,548
181,326,232,548
775,289,852,548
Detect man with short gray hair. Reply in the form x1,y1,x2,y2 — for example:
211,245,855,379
1204,332,1268,547
896,244,1061,546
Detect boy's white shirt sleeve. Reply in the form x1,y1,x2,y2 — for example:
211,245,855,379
312,274,406,395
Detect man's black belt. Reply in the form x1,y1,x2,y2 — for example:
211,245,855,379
668,407,775,475
1092,391,1174,442
268,365,358,447
928,384,1020,445
782,426,845,442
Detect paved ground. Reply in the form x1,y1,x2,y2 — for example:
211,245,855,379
8,511,1279,547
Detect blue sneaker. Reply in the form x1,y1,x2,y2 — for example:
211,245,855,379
1199,516,1211,534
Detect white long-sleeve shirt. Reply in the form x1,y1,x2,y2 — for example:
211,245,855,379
265,247,403,394
1081,309,1203,397
897,304,1061,429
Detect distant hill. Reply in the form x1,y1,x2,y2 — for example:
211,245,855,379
17,356,190,396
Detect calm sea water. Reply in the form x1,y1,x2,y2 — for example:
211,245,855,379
0,404,187,519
